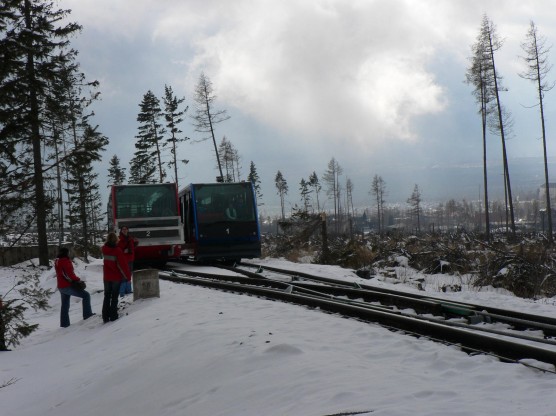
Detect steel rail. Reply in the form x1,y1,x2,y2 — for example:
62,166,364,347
159,270,556,367
239,262,556,331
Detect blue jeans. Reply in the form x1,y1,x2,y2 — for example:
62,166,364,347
119,280,133,296
119,262,133,296
103,281,121,322
59,287,94,328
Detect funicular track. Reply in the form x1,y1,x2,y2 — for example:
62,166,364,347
161,262,556,370
236,262,556,334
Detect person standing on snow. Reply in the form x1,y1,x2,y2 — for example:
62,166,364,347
54,247,94,328
101,232,131,323
117,226,135,296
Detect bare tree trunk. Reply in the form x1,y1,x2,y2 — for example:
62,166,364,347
489,36,516,236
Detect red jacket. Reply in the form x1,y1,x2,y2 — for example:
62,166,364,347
117,233,135,262
54,257,81,289
102,243,131,282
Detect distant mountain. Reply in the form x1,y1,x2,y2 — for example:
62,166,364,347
354,156,550,205
258,157,552,217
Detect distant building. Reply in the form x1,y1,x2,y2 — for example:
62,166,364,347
539,183,556,209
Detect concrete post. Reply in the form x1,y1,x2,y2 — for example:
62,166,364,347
133,269,160,301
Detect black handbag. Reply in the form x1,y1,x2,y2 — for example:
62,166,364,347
61,266,86,291
71,280,86,291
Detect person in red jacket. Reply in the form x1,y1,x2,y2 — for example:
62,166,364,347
54,247,94,328
101,232,131,323
117,226,135,297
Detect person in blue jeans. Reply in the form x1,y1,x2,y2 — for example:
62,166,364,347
117,226,135,296
54,247,94,328
102,232,131,322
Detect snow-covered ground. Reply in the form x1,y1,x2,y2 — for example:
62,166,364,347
2,257,556,416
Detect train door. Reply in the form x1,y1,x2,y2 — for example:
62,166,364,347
184,190,196,243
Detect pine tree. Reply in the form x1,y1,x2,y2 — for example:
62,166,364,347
85,173,104,251
371,175,387,232
163,84,189,188
218,136,242,182
407,184,422,233
107,155,126,186
48,56,100,248
519,21,554,243
466,31,493,241
323,158,342,231
135,90,166,183
191,72,230,181
0,267,51,350
0,0,83,266
308,172,321,212
477,15,516,236
299,178,311,212
247,161,263,205
345,178,354,219
129,149,157,184
275,171,288,220
65,124,108,261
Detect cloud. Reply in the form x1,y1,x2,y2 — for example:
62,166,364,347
177,1,450,147
64,0,556,152
61,0,556,209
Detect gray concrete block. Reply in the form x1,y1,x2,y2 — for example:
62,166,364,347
133,269,160,301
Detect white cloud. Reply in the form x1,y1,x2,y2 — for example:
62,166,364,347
169,0,451,147
64,0,556,150
61,0,556,205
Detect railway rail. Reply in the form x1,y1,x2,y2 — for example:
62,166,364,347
235,262,556,335
160,262,556,371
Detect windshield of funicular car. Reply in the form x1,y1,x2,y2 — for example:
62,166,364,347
115,184,178,218
193,183,255,222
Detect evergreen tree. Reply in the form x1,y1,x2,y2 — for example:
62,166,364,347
129,149,157,184
519,21,554,243
0,267,51,350
85,173,104,250
345,178,354,219
233,145,241,181
48,56,100,247
323,158,342,231
371,175,387,232
65,124,108,261
107,155,126,186
466,27,494,241
163,84,189,188
219,137,233,182
247,161,263,205
0,1,102,349
299,178,311,212
477,15,516,235
275,170,288,220
218,136,241,182
191,72,230,181
43,59,71,245
407,184,422,233
135,90,166,183
308,171,321,212
0,0,83,266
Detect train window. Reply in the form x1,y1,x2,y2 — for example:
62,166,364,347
192,183,256,222
114,184,178,219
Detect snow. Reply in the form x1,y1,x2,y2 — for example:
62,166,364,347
3,257,556,416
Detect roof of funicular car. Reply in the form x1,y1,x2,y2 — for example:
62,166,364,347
112,183,177,196
113,182,177,189
178,181,253,196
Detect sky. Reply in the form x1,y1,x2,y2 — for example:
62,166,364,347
3,257,556,415
60,0,556,215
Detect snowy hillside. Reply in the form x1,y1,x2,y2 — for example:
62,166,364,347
2,258,556,416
